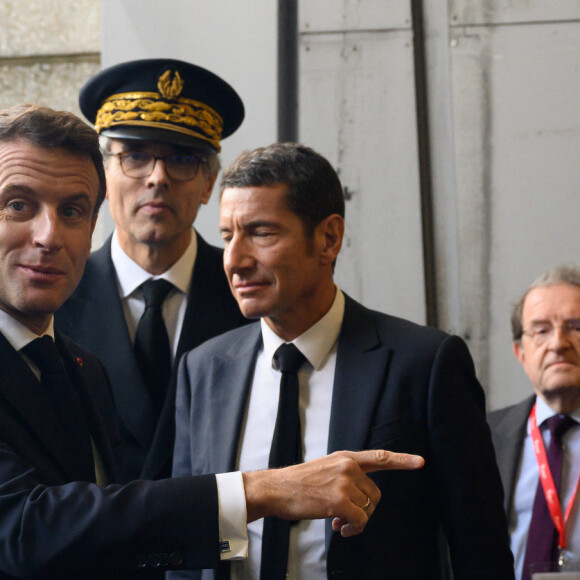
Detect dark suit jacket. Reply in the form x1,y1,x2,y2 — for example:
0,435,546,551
0,330,220,579
55,231,248,481
172,295,514,580
488,396,535,517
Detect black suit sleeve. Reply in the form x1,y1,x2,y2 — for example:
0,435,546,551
428,335,514,579
0,446,220,578
0,335,221,578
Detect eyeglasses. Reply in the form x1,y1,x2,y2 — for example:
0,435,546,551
521,319,580,345
106,151,205,182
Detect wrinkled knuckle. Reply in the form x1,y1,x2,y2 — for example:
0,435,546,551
372,448,387,461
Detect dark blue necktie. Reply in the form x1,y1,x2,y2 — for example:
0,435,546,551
260,343,306,580
523,414,577,580
22,336,95,481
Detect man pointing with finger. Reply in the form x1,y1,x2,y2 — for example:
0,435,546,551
171,143,514,579
0,104,419,579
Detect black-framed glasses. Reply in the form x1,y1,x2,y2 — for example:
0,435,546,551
521,319,580,345
106,151,205,182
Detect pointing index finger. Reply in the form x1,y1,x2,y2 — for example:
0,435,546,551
347,449,425,473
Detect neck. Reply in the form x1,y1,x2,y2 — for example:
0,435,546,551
541,390,580,415
264,283,337,342
1,306,52,336
118,231,191,275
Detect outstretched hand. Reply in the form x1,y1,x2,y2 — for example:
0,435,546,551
243,449,424,537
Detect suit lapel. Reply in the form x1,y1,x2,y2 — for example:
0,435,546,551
177,234,217,360
0,333,88,481
328,297,391,453
56,333,119,482
81,241,157,449
176,233,236,361
198,326,261,580
490,396,533,515
210,326,262,474
325,296,392,549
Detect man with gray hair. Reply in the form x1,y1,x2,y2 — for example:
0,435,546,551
489,265,580,579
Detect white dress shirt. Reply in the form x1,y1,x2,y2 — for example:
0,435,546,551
510,396,580,577
231,288,345,580
110,229,196,358
0,308,55,363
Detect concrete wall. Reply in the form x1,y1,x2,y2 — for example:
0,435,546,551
298,2,426,324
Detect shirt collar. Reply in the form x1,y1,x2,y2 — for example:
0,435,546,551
535,395,580,427
260,288,345,370
111,229,197,298
0,308,55,351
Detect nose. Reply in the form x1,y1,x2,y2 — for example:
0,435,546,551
33,208,64,252
547,326,572,350
223,234,255,275
146,157,170,188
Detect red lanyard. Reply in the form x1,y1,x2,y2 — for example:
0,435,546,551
529,404,580,549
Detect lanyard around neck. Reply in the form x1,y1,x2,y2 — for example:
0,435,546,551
529,404,580,549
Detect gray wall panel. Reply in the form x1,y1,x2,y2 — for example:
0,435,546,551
449,21,580,408
450,0,580,26
300,0,411,32
299,30,426,323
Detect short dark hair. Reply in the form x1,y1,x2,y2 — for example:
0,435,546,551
511,264,580,341
219,142,345,236
0,103,106,217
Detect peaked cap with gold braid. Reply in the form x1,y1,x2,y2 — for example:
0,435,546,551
79,58,244,153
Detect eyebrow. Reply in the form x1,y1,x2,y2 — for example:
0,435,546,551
0,185,93,205
0,183,35,196
528,317,580,325
114,143,196,156
62,192,93,205
219,220,282,232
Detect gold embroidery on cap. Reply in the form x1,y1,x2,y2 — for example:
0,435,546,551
158,70,184,100
94,91,224,151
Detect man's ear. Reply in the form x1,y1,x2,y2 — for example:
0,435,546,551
513,340,525,365
200,172,218,206
317,214,344,265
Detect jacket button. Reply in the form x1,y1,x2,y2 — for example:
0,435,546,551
148,553,161,567
159,552,170,567
135,554,147,568
170,551,184,566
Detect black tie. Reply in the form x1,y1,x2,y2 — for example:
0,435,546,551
523,414,577,580
22,336,95,481
134,279,174,414
260,343,306,580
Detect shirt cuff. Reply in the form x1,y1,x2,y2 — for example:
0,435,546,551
216,471,248,560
